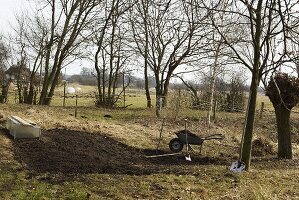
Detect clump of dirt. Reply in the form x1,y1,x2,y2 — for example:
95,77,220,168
252,137,275,157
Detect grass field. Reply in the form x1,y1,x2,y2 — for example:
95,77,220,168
1,85,299,199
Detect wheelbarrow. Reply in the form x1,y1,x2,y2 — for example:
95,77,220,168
169,130,224,153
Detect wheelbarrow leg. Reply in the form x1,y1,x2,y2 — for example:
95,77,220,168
199,144,203,154
188,144,196,154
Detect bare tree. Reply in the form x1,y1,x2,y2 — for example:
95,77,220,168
201,0,233,125
9,15,31,104
200,0,298,170
10,14,47,104
92,0,117,106
130,0,152,108
0,36,10,103
131,0,210,116
91,0,134,107
176,76,200,107
38,0,100,105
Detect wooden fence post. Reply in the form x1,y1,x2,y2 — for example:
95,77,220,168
175,89,181,120
63,81,66,107
123,72,126,107
213,101,217,121
15,91,17,104
259,102,264,119
75,95,78,118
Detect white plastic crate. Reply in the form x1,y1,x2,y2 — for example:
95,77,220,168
6,116,41,139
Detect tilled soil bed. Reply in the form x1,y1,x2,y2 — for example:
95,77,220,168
12,129,148,175
6,129,231,179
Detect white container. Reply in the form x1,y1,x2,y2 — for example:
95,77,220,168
67,87,76,94
6,116,41,139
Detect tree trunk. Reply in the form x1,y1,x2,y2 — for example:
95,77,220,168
40,65,58,105
24,73,36,104
143,0,151,108
44,64,62,105
102,55,106,106
97,72,103,105
39,76,49,105
0,83,9,103
274,105,292,159
162,68,175,107
155,74,161,117
208,62,217,125
24,84,35,104
241,75,259,170
162,81,169,108
208,40,220,125
145,66,151,108
240,0,263,171
39,1,55,105
94,46,103,105
155,94,161,117
17,81,23,103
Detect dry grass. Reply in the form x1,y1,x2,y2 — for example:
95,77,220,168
0,89,299,199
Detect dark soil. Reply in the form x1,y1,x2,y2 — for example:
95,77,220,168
12,129,147,175
2,128,299,184
5,128,231,183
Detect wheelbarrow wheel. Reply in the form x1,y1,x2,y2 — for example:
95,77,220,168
169,138,184,153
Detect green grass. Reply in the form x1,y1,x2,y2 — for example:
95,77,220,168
49,85,156,109
2,166,299,199
1,86,299,199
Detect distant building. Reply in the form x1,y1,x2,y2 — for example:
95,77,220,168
5,63,31,82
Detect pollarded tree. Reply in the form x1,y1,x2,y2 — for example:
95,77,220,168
199,0,299,170
266,73,299,159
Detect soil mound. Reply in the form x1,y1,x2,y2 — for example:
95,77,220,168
4,128,231,182
12,129,146,175
252,137,275,157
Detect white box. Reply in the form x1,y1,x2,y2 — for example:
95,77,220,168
6,116,41,139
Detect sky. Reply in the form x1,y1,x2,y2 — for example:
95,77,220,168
0,0,32,33
0,0,86,75
0,1,243,80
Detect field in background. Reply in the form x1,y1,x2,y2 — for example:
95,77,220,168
0,85,299,199
50,84,156,108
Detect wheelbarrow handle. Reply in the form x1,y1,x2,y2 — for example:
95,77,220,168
201,134,225,141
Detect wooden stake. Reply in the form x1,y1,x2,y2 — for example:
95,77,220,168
175,89,181,120
213,101,217,121
123,72,126,107
63,81,66,107
156,117,166,152
15,91,17,104
259,102,264,119
185,119,188,152
75,95,78,118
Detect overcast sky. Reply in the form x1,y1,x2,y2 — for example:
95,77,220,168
0,0,85,75
0,0,33,34
0,1,201,78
